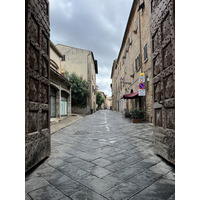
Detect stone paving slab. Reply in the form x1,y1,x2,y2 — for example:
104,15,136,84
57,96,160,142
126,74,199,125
26,110,175,200
70,187,107,200
28,184,66,200
129,178,175,200
102,180,143,200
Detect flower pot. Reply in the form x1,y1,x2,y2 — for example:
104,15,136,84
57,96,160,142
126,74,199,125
132,118,142,123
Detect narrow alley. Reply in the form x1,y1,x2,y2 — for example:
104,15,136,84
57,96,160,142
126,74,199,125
26,110,175,200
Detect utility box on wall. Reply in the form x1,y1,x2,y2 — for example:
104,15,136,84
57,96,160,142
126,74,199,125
25,0,51,172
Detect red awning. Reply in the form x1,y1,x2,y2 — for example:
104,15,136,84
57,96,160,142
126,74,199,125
123,92,138,99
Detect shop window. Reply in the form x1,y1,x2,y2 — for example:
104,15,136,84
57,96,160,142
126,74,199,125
50,87,56,118
61,91,68,116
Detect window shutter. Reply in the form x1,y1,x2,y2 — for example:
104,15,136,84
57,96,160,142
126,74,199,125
62,55,65,61
133,17,138,33
144,44,148,61
146,76,149,91
132,61,135,74
135,58,137,71
139,54,142,69
129,33,133,45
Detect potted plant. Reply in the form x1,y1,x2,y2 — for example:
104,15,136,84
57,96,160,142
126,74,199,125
124,109,131,118
130,109,145,123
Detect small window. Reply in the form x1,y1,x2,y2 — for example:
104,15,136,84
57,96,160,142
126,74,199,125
62,55,65,61
144,44,148,62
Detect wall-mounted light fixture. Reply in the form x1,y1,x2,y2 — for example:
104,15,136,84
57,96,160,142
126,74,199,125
120,77,132,85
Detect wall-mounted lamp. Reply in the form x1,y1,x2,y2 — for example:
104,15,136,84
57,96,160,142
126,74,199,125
120,77,132,85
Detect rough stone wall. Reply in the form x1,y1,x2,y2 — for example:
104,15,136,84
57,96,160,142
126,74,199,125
25,0,51,172
72,106,89,115
111,61,118,111
151,0,175,164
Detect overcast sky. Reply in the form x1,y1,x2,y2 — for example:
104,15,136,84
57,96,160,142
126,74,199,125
49,0,133,97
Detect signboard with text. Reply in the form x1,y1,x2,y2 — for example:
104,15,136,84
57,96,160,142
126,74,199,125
138,89,145,96
138,73,145,96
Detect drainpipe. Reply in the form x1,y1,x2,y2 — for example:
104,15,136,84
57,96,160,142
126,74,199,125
138,0,146,121
87,52,92,113
138,0,143,73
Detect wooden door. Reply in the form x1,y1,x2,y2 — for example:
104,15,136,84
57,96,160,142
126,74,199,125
150,0,175,164
25,0,50,172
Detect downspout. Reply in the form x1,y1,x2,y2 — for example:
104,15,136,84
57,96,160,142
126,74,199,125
87,52,92,113
138,0,143,73
138,0,146,121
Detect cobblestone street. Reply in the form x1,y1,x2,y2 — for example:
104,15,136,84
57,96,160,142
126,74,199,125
26,110,175,200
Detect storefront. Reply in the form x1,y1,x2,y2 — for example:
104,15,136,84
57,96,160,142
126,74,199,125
50,87,57,118
61,91,68,116
50,67,71,121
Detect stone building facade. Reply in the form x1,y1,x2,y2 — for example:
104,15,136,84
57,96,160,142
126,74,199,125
107,97,112,110
50,41,71,121
56,44,98,114
110,59,118,111
111,0,153,123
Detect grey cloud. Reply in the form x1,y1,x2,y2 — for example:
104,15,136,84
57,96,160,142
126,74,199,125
49,0,133,96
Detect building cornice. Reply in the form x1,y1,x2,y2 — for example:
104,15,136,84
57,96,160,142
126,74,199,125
50,41,63,57
116,0,137,64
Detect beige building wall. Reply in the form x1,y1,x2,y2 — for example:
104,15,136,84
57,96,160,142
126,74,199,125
50,41,71,120
50,44,62,73
56,44,88,79
113,0,153,122
107,97,112,110
56,44,98,114
111,60,118,111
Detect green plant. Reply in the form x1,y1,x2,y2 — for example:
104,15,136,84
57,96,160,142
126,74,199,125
64,71,89,107
124,109,131,118
130,109,145,119
96,92,105,109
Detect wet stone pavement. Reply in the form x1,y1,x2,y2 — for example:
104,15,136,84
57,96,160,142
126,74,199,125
26,110,175,200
